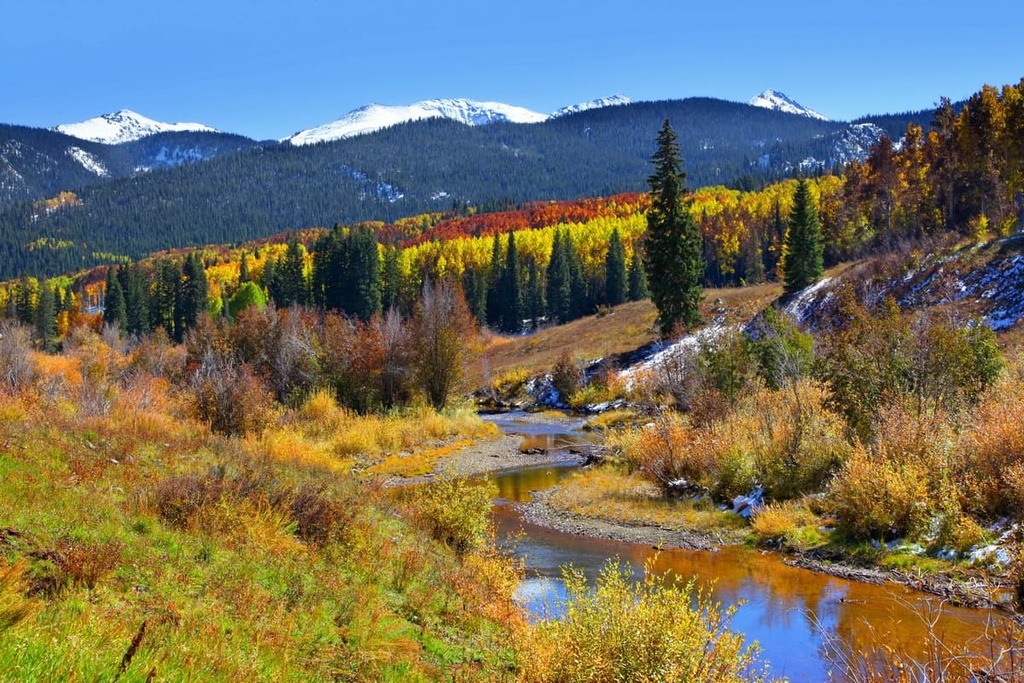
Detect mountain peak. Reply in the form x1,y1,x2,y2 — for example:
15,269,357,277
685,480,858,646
749,90,829,121
282,94,635,146
552,94,632,117
282,98,548,146
54,110,218,144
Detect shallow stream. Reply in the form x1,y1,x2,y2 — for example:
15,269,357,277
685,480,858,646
482,411,1004,682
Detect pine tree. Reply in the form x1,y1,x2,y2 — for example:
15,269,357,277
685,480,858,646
627,252,649,301
35,282,57,351
150,259,182,340
604,227,628,307
524,257,545,327
346,226,381,321
486,235,504,329
239,251,251,284
120,264,150,337
643,119,703,336
179,253,209,333
499,231,523,332
781,178,825,295
15,274,35,325
311,226,381,320
103,266,127,330
276,236,309,308
546,229,572,323
566,233,589,319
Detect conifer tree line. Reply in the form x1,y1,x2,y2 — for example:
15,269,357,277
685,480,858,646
5,78,1023,349
1,216,651,354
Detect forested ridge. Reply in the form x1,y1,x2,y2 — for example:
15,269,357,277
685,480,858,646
0,96,931,280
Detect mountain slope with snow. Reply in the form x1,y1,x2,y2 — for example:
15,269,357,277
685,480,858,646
552,94,632,117
749,90,829,121
283,95,635,146
283,98,549,146
55,110,218,145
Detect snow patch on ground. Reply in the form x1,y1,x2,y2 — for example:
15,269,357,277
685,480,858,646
66,146,109,176
783,277,835,325
618,324,727,383
899,245,1024,330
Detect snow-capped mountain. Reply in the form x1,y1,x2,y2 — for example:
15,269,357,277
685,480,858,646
54,109,218,145
283,98,548,146
749,90,829,121
552,94,632,117
283,95,632,146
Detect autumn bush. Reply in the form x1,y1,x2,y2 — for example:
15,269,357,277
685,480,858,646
619,381,848,502
28,537,123,597
517,559,774,683
826,443,931,541
550,350,585,405
0,322,35,394
189,353,276,436
407,477,496,554
957,374,1024,519
750,501,818,547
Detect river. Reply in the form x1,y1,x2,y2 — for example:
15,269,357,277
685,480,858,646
482,411,1005,682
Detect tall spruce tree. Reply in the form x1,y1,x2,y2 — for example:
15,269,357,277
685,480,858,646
643,119,703,336
239,251,251,284
545,229,572,323
781,178,825,295
150,259,182,340
486,235,504,329
35,282,57,351
346,226,382,321
179,253,209,333
604,227,628,307
566,234,589,319
275,236,309,308
120,264,150,337
103,266,127,330
524,257,545,327
499,231,523,332
627,251,648,301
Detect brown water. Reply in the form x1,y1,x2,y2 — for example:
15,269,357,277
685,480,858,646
483,412,1006,682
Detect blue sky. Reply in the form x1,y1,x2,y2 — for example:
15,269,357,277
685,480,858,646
3,0,1022,140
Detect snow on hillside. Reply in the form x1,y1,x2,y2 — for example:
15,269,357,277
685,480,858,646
283,95,633,146
55,110,218,145
779,237,1024,332
749,90,829,121
66,147,109,177
552,94,632,117
283,98,548,146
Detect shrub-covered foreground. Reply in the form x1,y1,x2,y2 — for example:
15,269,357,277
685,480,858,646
563,294,1024,587
0,323,775,682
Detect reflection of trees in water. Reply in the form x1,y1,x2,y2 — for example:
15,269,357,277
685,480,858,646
486,417,1005,679
644,545,998,680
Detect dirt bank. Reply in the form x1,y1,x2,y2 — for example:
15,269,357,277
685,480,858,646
519,488,722,551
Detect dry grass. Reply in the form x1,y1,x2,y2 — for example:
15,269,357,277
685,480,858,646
367,439,477,477
545,468,746,535
480,282,785,379
750,500,820,547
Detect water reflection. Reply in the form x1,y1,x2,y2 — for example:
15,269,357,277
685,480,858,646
485,413,1003,682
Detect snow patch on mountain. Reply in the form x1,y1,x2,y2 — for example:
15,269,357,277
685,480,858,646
552,94,632,117
749,90,829,121
284,98,548,146
284,95,634,145
55,110,218,145
66,147,109,177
